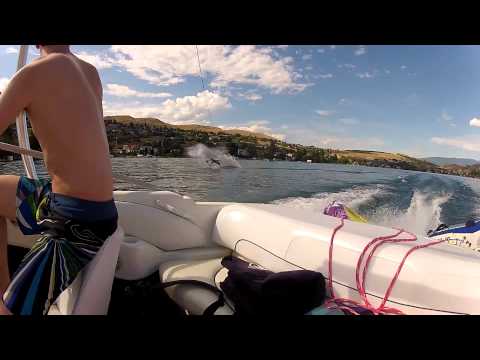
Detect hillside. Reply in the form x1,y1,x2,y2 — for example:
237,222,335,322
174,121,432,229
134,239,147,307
99,115,480,178
333,150,438,171
1,115,476,178
336,150,409,162
422,157,480,166
105,115,169,128
104,115,275,140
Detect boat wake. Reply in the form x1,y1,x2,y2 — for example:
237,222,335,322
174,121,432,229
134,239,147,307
272,174,473,235
186,144,241,169
272,185,386,214
367,190,451,235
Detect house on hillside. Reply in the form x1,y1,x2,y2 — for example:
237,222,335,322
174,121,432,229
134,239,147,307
139,145,154,155
122,144,139,154
106,123,121,131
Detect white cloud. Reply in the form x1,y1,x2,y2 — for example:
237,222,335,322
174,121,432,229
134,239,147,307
76,51,113,69
302,54,312,61
431,136,480,153
330,45,337,50
441,111,453,122
316,110,335,116
385,69,391,74
5,47,18,54
305,65,313,71
338,63,356,69
354,46,367,56
105,83,172,98
103,101,168,120
317,48,325,53
103,90,231,125
220,120,286,141
147,90,230,124
328,136,384,149
238,91,263,102
470,117,480,127
275,45,289,50
438,110,456,127
108,45,308,94
0,77,9,91
400,65,407,70
339,118,359,125
356,72,374,79
316,73,333,79
283,127,384,149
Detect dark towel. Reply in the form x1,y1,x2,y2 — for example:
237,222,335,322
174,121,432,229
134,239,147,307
220,256,326,316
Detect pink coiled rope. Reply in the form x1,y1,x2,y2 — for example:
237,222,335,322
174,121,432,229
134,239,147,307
325,218,446,315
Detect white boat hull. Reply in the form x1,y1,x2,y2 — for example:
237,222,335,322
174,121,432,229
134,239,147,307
8,190,480,315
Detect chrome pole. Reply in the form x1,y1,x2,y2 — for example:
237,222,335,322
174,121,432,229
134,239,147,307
15,45,37,179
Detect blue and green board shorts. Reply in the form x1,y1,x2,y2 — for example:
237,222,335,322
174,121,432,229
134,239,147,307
3,176,118,315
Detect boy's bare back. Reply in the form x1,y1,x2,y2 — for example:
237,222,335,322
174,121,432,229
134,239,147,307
0,51,114,201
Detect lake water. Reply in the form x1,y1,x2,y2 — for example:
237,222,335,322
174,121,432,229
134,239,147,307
2,157,480,235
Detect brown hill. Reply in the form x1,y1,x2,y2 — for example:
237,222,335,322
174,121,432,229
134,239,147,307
442,164,467,171
104,115,275,140
104,115,169,128
223,129,275,140
174,124,225,133
336,150,408,162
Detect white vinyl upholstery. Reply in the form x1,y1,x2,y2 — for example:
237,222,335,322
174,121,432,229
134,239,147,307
116,239,230,281
159,257,233,315
48,226,124,315
114,191,224,250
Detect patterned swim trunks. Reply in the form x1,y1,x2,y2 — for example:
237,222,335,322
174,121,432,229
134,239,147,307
3,176,118,315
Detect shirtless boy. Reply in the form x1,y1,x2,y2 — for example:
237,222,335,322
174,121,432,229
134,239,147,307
0,45,117,315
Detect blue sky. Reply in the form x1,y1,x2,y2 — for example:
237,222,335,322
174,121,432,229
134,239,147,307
1,45,480,159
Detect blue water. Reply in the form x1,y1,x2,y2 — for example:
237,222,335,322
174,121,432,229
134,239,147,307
2,158,480,235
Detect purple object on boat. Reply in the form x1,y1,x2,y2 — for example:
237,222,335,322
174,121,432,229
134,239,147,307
323,201,348,219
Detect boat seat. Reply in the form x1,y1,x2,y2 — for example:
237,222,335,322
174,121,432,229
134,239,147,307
159,257,234,315
47,226,124,315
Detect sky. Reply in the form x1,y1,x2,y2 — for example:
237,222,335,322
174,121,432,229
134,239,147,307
1,44,480,159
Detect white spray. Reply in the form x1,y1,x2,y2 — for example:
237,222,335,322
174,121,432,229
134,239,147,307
186,144,241,169
368,190,451,235
273,186,451,235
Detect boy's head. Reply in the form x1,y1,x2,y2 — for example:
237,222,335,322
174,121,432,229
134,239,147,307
35,45,70,56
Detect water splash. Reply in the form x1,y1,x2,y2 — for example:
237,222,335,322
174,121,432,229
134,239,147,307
186,144,241,169
272,185,386,213
368,190,451,235
273,185,452,235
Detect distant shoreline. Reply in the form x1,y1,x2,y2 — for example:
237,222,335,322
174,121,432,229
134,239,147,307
2,115,478,180
1,156,479,181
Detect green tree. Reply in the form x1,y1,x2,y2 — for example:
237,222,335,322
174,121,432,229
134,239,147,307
266,140,276,159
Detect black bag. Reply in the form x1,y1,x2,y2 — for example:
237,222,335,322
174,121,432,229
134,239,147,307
220,256,326,316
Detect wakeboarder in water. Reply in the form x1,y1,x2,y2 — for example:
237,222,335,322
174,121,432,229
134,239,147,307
206,158,221,167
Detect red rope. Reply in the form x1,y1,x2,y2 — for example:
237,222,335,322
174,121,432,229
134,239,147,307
326,218,446,315
327,219,345,298
356,229,405,307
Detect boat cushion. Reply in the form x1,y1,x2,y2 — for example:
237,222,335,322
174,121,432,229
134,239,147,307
158,258,233,315
117,239,231,281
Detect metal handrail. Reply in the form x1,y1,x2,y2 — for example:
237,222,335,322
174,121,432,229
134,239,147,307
15,45,37,179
